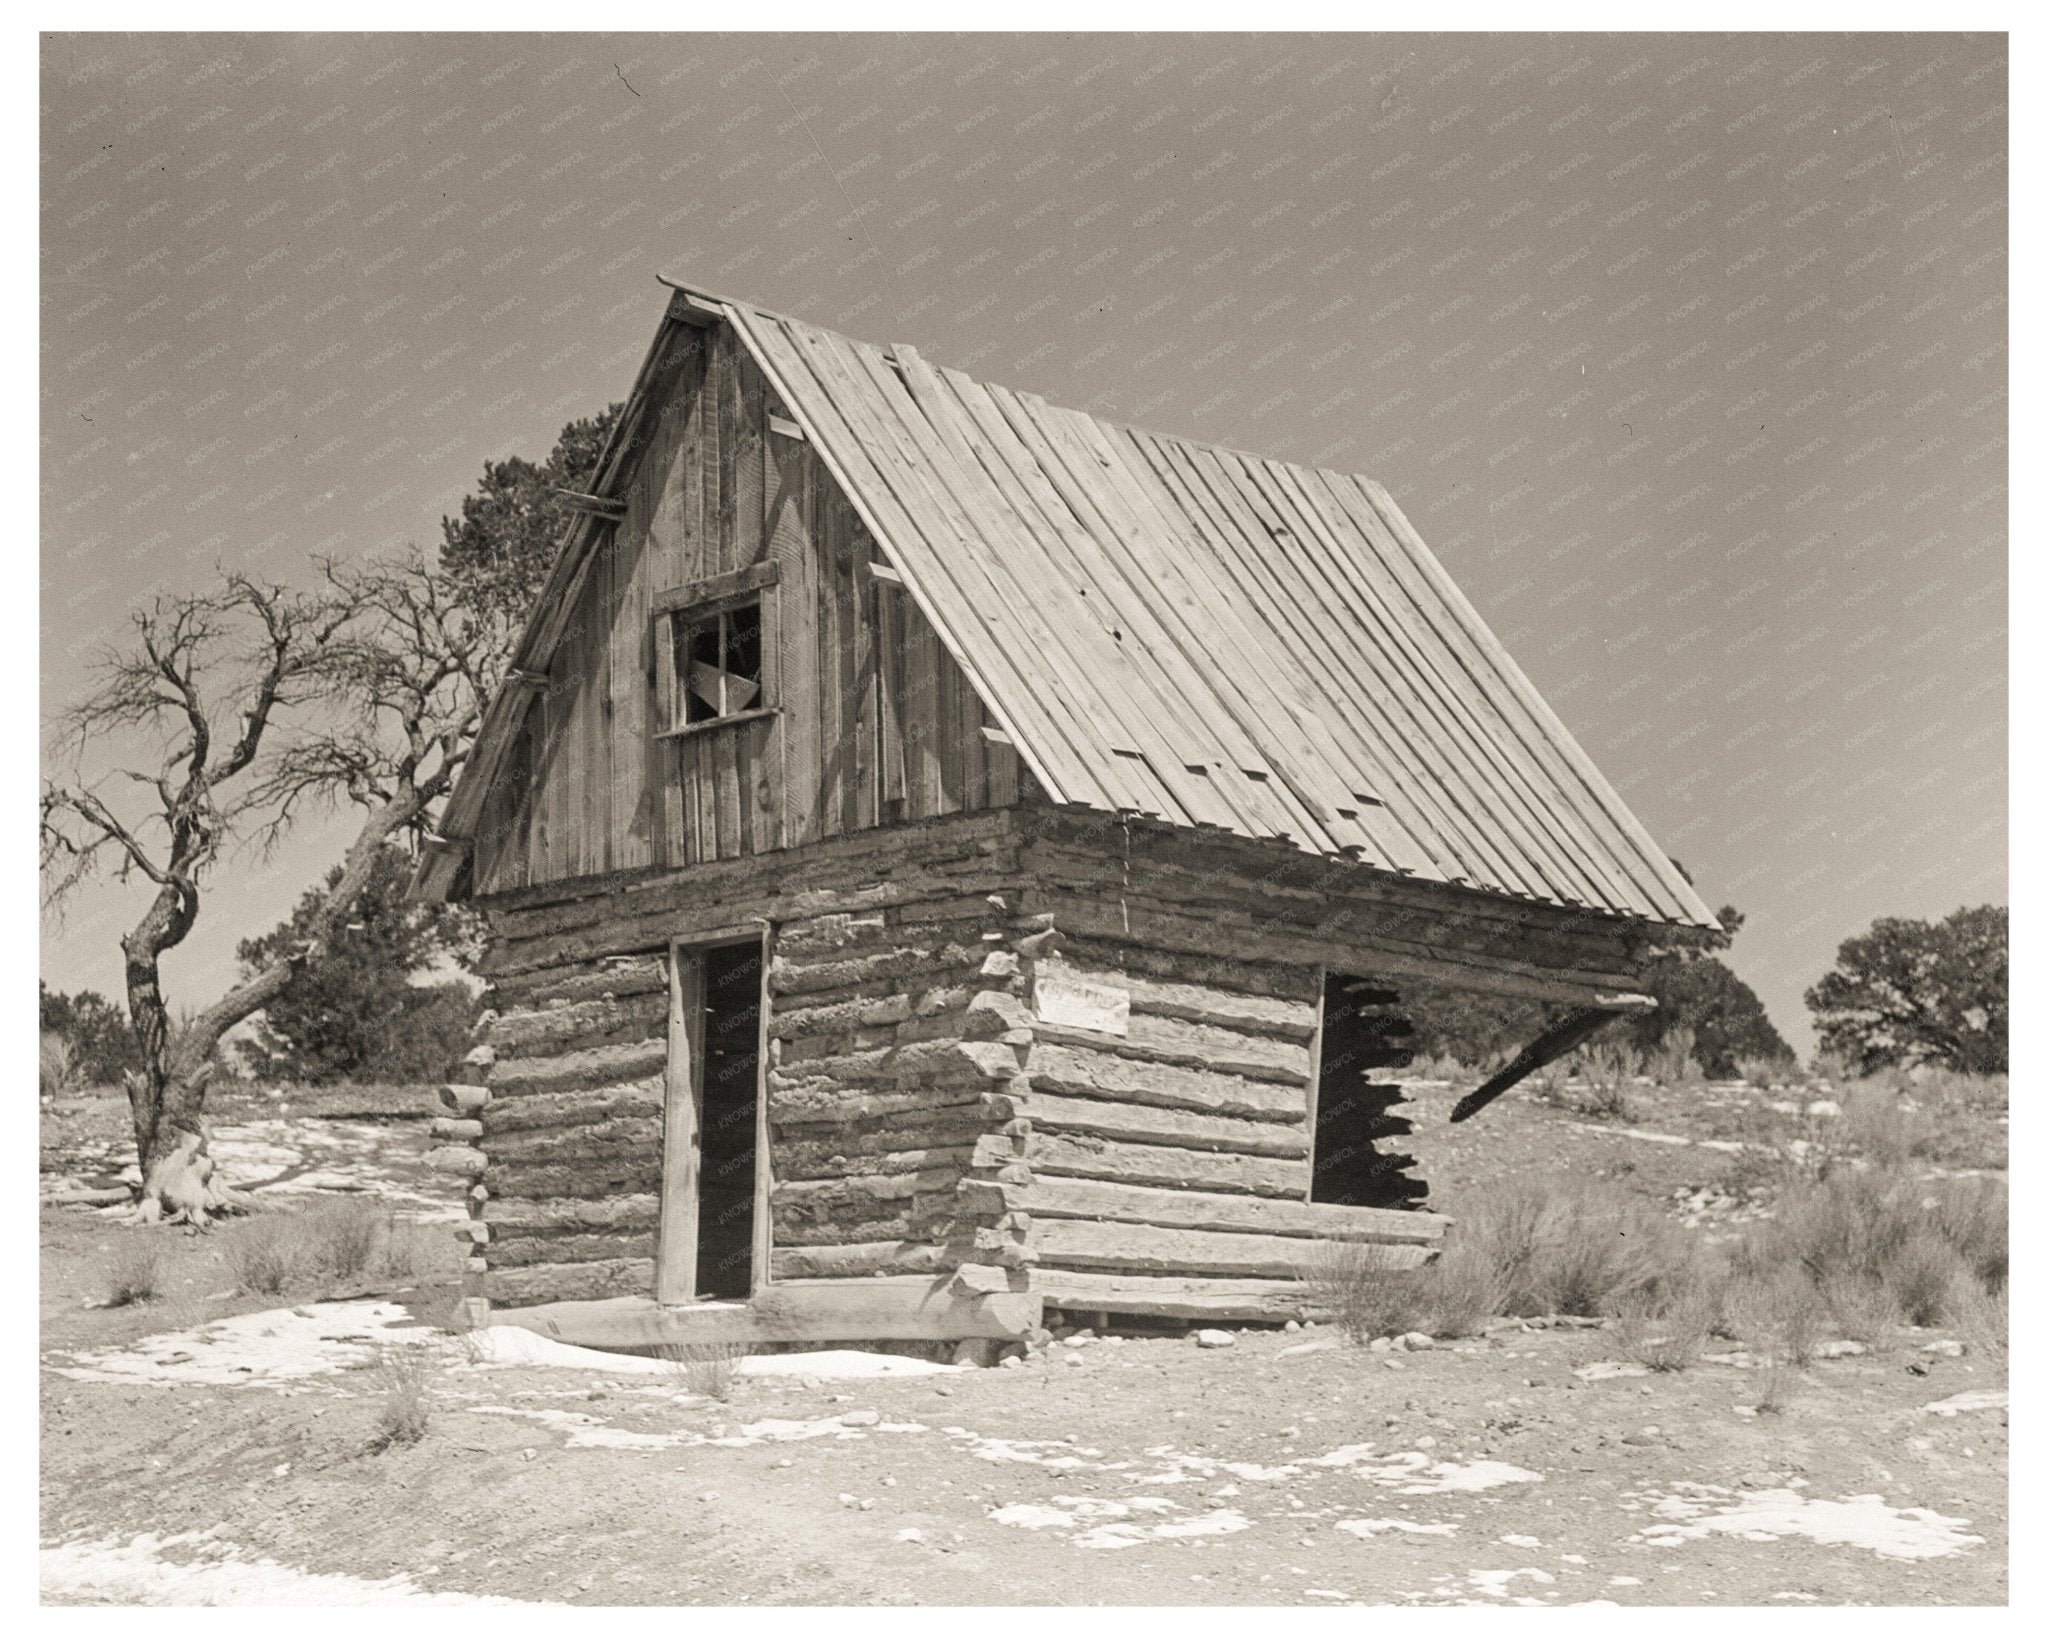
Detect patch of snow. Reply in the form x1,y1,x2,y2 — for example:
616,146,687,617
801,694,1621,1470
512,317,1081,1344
1921,1389,2007,1418
1630,1484,1982,1560
462,1329,964,1381
1359,1452,1545,1495
461,1328,673,1374
469,1406,697,1450
988,1495,1248,1551
738,1414,928,1443
48,1301,434,1388
467,1405,926,1452
959,1433,1111,1469
988,1502,1081,1530
1468,1567,1556,1599
1336,1518,1458,1538
40,1533,532,1606
738,1348,963,1379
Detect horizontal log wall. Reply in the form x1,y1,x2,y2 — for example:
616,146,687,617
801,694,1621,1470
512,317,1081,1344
763,889,1046,1281
1020,809,1652,1006
455,950,669,1308
462,812,1037,1308
991,932,1449,1289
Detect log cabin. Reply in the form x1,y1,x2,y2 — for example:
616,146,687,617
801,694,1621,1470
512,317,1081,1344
414,277,1719,1352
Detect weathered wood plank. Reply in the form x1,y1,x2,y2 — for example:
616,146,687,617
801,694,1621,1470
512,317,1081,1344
1012,1130,1305,1198
970,1175,1447,1244
1032,1014,1310,1083
1024,1041,1306,1122
488,1038,670,1097
1031,1269,1327,1322
487,1160,662,1200
770,1240,974,1279
488,1194,662,1235
489,1257,654,1307
494,1278,1041,1347
485,995,667,1056
1009,1088,1308,1158
479,1082,664,1136
486,1115,664,1164
1030,1218,1431,1279
657,952,700,1304
1040,955,1317,1040
491,1231,658,1269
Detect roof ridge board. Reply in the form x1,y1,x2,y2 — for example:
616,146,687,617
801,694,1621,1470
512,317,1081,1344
1208,443,1567,910
1123,426,1459,885
1255,454,1625,915
1001,383,1399,858
785,318,1159,817
729,306,1108,811
1300,463,1659,917
891,349,1277,841
962,374,1340,850
1147,429,1530,897
1353,476,1714,927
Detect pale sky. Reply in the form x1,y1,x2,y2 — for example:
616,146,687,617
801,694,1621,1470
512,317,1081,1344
40,32,2007,1055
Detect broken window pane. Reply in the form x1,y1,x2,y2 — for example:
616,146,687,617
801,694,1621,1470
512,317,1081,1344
675,600,764,726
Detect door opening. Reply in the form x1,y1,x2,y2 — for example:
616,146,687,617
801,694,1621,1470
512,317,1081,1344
659,939,764,1303
1309,971,1429,1210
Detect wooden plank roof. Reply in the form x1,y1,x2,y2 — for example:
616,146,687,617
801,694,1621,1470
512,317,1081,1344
421,280,1717,931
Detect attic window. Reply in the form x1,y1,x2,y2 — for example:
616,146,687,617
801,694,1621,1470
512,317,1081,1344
650,560,781,738
673,601,762,725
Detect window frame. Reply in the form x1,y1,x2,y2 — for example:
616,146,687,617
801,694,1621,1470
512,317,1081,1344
650,561,782,741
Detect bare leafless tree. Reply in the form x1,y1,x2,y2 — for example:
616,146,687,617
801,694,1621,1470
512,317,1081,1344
41,552,511,1222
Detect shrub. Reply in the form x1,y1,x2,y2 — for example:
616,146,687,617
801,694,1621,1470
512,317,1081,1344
1392,1175,1702,1336
367,1344,434,1451
659,1339,748,1401
295,1198,389,1286
100,1236,164,1307
1735,1053,1795,1088
1642,1024,1703,1089
1729,1168,2007,1338
1614,1269,1719,1372
1569,1040,1639,1123
1305,1240,1430,1343
219,1199,424,1297
221,1219,302,1295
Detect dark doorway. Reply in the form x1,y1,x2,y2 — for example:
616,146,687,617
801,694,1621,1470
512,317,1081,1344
694,941,761,1298
1310,972,1428,1209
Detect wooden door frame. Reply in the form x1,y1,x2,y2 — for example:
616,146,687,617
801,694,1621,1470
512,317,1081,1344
657,929,775,1306
1303,963,1327,1203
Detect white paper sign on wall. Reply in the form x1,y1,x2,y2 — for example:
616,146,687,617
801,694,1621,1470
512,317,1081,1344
1032,966,1130,1036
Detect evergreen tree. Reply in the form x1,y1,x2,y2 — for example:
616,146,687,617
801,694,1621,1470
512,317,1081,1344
38,982,142,1086
438,403,621,627
1806,904,2007,1074
236,845,481,1084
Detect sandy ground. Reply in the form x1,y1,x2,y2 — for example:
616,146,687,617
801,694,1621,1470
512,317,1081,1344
39,1076,2008,1606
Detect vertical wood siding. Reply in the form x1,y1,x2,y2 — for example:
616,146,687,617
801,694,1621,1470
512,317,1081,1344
471,324,1020,896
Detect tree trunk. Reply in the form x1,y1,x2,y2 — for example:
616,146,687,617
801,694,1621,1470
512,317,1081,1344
128,1065,227,1225
117,801,420,1224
